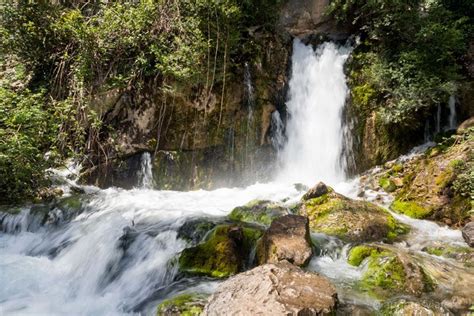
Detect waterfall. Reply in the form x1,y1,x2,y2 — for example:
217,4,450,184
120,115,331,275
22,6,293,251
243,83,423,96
277,39,351,186
270,111,285,150
138,152,154,189
436,104,441,134
244,62,255,167
448,95,457,130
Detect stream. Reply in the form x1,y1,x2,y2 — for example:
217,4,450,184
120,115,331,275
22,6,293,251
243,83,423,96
1,39,472,315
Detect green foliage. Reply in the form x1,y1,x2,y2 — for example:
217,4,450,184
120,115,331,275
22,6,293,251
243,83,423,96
334,0,471,127
0,85,55,202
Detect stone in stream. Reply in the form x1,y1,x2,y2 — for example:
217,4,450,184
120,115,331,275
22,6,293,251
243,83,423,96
229,199,290,226
157,293,207,316
302,181,329,200
347,245,435,298
256,215,313,266
462,222,474,247
203,262,338,315
381,298,453,316
300,184,408,242
178,224,263,278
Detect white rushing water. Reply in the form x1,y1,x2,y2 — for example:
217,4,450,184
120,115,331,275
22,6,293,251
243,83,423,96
277,39,351,186
448,95,457,130
138,152,154,189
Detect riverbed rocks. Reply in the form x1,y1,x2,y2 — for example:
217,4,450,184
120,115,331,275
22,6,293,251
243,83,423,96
300,186,408,242
347,245,434,298
178,224,262,278
256,215,313,266
157,293,207,316
302,181,329,200
229,199,290,226
202,262,337,315
381,298,452,316
361,130,473,227
462,222,474,247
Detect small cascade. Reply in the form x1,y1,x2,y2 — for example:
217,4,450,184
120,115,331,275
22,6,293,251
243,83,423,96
138,152,154,189
448,95,457,130
277,39,351,186
244,62,256,170
270,111,285,151
435,103,442,134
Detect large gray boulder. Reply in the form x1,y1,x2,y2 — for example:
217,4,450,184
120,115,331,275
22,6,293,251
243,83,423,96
462,222,474,247
256,215,313,266
203,262,337,315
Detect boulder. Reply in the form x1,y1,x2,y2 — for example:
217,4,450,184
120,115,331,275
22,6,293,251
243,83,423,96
457,116,474,134
347,245,434,298
229,200,289,226
178,224,263,278
256,215,313,266
462,222,474,247
302,181,329,200
157,293,207,316
300,189,408,242
203,262,337,315
177,218,216,245
381,298,452,316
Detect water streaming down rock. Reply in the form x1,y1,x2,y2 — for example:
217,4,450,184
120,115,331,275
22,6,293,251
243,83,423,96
244,62,256,169
277,39,351,186
138,152,154,189
270,111,285,151
448,95,457,130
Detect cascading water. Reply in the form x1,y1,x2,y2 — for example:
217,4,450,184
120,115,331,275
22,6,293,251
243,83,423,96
277,39,351,186
138,152,154,189
270,111,285,151
448,95,457,130
244,62,256,169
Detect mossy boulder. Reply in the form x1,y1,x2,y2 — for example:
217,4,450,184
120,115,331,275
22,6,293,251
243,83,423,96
348,245,434,298
380,298,451,316
391,200,432,219
300,189,408,242
422,242,474,264
178,224,263,278
157,293,207,316
379,176,397,193
177,218,216,245
229,200,289,226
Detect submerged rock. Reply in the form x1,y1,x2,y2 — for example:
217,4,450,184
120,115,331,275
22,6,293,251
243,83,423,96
157,293,207,316
422,241,474,264
381,298,452,316
256,215,312,266
178,224,262,278
462,222,474,247
177,218,216,245
203,262,337,315
348,245,434,298
229,200,289,226
300,187,408,242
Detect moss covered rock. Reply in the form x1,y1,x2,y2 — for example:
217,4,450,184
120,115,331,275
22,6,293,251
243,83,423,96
229,200,289,226
379,176,397,193
348,245,434,298
391,200,432,219
380,298,451,316
300,189,408,242
157,293,207,316
177,218,216,245
422,242,474,264
178,224,263,278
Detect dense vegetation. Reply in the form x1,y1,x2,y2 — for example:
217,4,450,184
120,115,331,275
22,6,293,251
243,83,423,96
0,0,281,202
0,0,472,202
329,0,472,126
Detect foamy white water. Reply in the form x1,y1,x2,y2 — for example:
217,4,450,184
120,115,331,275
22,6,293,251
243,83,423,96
278,39,351,186
0,183,300,315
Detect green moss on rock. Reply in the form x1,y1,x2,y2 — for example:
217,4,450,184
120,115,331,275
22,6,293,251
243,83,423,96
229,200,288,226
347,245,380,266
300,190,408,242
379,176,397,192
391,200,432,219
178,224,262,278
157,293,206,316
